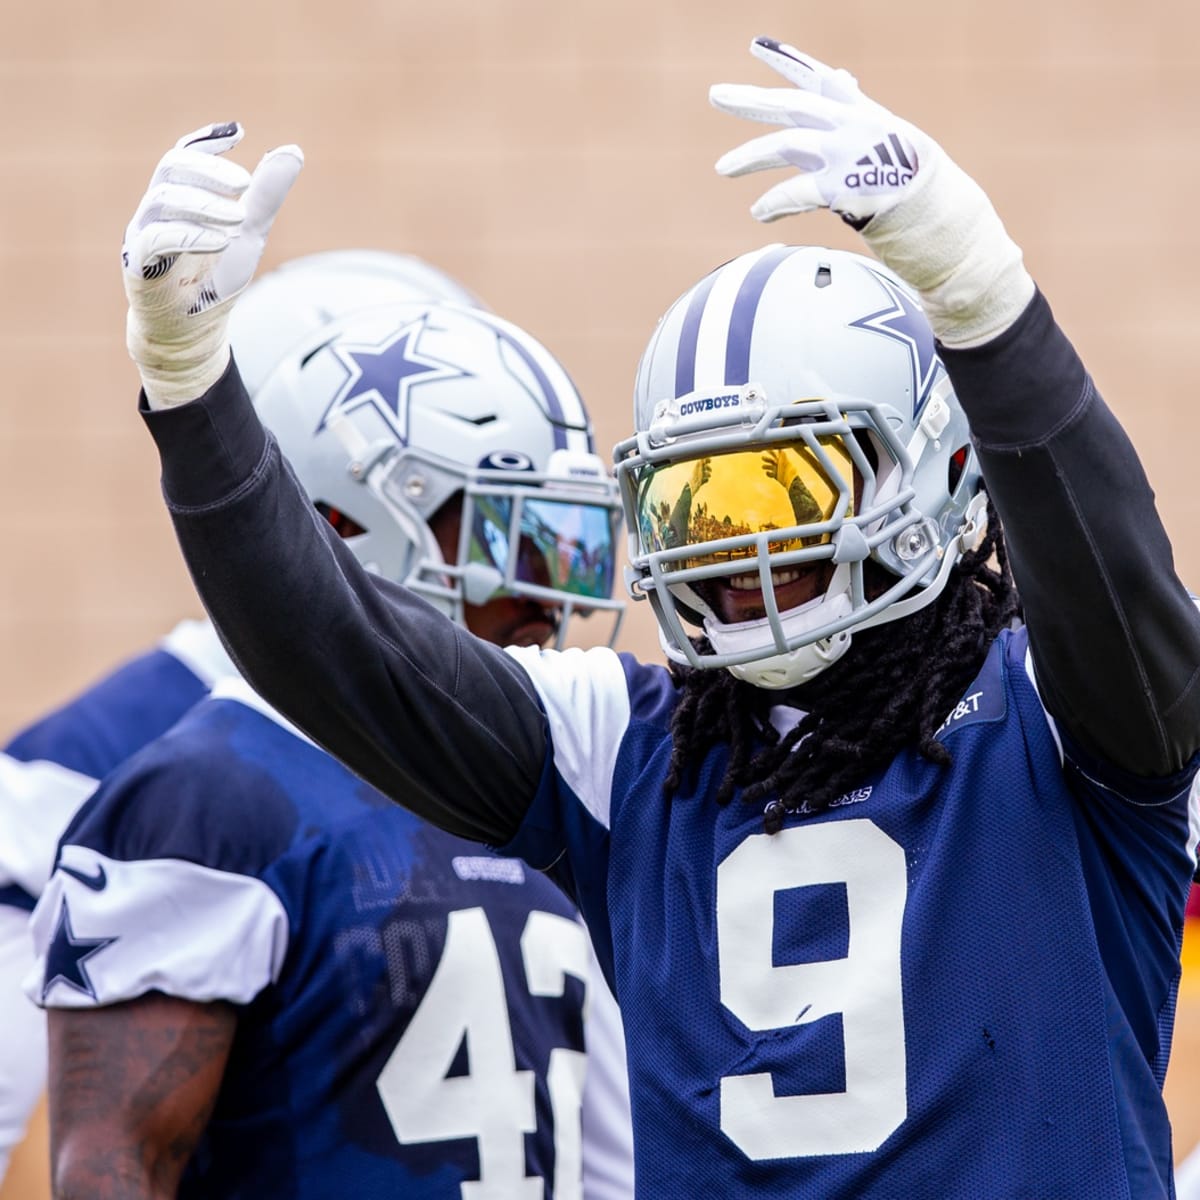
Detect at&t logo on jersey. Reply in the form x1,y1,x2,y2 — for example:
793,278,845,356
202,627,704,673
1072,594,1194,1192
936,681,1006,738
937,691,985,735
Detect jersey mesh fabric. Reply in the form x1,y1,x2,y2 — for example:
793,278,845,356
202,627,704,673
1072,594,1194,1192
508,629,1192,1198
45,697,593,1198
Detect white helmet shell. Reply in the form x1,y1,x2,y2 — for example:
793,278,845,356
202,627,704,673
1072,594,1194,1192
616,244,983,688
252,300,624,639
229,249,485,398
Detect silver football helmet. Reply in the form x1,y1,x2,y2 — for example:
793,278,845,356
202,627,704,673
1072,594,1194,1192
247,300,624,646
614,244,985,689
229,249,485,397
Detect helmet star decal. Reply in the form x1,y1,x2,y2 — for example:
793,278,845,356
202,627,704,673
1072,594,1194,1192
849,269,940,414
41,897,117,1001
317,313,473,437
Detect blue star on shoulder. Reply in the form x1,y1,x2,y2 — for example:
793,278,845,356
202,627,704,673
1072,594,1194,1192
849,270,941,415
317,314,473,437
41,898,117,1002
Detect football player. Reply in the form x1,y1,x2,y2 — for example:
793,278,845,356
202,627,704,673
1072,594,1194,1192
0,247,480,1183
18,259,633,1196
0,247,474,1182
120,36,1200,1199
0,617,230,1183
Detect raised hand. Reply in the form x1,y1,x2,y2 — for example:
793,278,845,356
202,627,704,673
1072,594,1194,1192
710,38,933,228
762,450,822,525
760,448,797,491
123,123,303,407
711,36,1034,347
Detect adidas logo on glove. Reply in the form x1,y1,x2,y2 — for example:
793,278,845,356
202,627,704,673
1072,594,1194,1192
844,133,917,189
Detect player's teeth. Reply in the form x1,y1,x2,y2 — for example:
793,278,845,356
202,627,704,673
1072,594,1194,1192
727,567,801,591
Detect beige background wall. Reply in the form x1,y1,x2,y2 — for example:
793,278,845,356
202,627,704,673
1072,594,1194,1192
3,0,1200,1193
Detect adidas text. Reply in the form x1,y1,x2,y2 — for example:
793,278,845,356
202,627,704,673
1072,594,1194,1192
845,166,914,189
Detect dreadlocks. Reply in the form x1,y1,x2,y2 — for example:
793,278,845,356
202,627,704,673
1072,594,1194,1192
663,498,1020,834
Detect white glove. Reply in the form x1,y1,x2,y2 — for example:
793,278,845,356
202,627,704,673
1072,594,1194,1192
710,37,930,228
710,38,1034,348
122,123,303,408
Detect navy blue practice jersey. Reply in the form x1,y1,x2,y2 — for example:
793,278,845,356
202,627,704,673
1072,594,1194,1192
0,620,229,1176
0,619,227,910
30,679,604,1199
500,626,1198,1198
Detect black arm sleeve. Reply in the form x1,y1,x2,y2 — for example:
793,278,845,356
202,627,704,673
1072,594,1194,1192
140,359,548,845
940,289,1200,777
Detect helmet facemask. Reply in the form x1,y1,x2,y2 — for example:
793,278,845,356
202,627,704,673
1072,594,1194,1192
617,384,983,688
370,441,625,649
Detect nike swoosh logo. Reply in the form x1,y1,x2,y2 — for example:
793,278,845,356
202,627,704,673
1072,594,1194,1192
58,863,107,892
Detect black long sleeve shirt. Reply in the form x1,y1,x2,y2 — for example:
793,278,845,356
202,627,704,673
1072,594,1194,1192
141,289,1200,845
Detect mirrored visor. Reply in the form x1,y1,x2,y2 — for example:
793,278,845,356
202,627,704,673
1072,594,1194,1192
635,437,856,564
469,493,617,600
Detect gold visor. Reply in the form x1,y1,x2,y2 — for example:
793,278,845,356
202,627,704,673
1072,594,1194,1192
636,438,856,567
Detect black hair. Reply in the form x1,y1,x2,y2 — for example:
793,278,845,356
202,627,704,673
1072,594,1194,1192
663,498,1020,833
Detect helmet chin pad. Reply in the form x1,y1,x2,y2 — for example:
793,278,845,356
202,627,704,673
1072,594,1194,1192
705,582,855,689
727,631,852,689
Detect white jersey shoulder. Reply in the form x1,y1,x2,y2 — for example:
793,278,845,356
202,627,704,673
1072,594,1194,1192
160,617,237,686
504,645,630,831
27,841,288,1010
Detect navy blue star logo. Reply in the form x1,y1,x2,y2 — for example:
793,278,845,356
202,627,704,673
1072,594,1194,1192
41,898,117,1001
317,314,472,437
849,270,941,415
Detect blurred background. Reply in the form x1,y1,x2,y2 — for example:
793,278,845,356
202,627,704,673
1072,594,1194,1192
3,0,1200,1193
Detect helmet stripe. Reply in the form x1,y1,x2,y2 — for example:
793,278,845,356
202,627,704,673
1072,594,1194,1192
493,327,570,449
673,269,721,399
724,244,799,386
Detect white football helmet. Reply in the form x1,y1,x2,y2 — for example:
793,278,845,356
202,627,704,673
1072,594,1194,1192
247,300,624,645
229,249,485,397
615,244,985,689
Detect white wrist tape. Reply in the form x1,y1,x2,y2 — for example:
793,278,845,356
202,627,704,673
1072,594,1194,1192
122,127,303,408
861,152,1035,349
125,254,234,409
